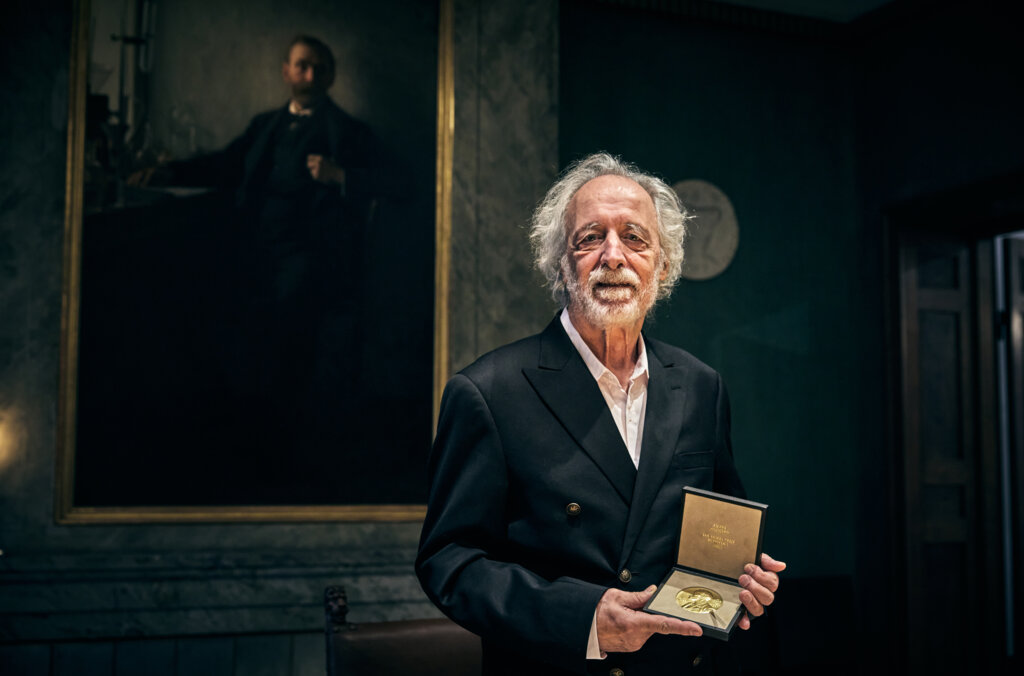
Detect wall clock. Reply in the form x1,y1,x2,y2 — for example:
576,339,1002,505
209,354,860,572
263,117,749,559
672,179,739,281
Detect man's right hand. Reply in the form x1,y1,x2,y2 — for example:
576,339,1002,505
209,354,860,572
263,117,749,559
596,585,702,654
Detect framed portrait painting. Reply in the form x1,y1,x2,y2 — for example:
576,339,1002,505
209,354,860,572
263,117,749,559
57,0,453,522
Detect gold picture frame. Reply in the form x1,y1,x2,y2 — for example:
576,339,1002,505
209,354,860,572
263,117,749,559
56,0,453,523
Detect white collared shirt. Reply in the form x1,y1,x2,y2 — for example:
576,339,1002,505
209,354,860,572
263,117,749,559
559,308,649,469
559,308,651,660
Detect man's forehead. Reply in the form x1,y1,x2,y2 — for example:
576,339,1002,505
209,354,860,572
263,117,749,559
288,43,320,63
569,175,656,223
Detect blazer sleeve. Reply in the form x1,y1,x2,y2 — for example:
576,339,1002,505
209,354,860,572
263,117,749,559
415,373,607,674
162,113,265,190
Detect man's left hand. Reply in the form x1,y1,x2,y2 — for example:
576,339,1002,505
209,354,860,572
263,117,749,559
307,154,346,186
736,552,786,630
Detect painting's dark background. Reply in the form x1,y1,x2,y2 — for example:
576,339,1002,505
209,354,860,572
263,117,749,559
73,0,437,506
2,0,1023,674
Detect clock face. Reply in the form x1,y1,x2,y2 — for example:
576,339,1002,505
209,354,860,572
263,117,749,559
672,179,739,281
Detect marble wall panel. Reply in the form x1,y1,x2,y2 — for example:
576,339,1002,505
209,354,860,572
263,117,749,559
0,0,560,647
0,632,325,676
2,545,432,640
448,0,560,371
448,0,483,372
0,644,51,675
113,640,175,676
175,637,235,674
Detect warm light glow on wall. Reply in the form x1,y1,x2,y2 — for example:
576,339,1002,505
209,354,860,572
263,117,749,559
0,408,20,472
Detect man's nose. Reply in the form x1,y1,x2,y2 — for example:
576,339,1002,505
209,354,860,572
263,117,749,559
303,68,315,82
599,232,626,268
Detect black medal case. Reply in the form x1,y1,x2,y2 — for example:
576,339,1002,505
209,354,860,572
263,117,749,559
643,486,768,641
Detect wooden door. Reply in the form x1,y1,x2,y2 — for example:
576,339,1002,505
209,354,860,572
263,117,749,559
897,231,1003,673
1005,237,1024,662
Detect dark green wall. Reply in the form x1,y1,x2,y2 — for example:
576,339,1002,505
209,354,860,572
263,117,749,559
858,3,1024,209
561,1,866,578
561,1,1024,591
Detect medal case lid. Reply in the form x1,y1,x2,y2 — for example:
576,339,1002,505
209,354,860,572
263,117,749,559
676,487,767,582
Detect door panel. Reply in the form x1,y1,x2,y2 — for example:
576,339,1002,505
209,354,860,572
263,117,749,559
1005,237,1024,659
898,234,991,673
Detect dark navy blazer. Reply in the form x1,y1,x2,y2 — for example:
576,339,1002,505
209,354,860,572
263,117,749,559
416,316,746,676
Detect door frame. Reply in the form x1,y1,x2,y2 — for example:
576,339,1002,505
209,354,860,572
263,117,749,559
882,171,1024,672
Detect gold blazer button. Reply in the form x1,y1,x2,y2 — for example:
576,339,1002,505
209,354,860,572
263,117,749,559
618,569,632,583
609,668,625,676
565,502,582,516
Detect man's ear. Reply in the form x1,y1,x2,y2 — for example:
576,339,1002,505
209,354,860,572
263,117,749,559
281,61,290,82
659,257,669,281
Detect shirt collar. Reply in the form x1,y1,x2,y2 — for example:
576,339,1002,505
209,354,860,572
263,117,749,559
559,308,648,387
288,100,316,116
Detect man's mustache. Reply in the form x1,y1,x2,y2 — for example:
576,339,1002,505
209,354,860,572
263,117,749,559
588,267,641,290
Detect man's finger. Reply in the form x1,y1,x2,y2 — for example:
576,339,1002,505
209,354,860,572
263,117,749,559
743,564,780,593
616,585,657,610
739,589,764,617
737,612,751,631
739,572,775,607
760,552,787,572
640,613,702,637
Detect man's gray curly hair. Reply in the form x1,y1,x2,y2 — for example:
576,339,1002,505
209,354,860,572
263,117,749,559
529,152,689,307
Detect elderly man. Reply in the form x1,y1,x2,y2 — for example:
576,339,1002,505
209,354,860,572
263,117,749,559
416,153,785,675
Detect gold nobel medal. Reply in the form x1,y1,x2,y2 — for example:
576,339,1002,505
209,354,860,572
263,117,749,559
675,587,723,614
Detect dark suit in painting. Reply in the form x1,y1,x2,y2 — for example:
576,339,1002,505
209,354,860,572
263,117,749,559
167,97,380,269
416,316,746,676
166,98,383,445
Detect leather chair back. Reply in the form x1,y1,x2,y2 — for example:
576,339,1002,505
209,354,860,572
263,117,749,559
325,585,482,676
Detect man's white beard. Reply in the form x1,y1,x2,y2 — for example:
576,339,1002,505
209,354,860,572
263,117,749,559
564,262,657,329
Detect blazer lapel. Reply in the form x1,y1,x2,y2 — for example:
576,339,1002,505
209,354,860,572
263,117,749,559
323,99,345,161
522,318,637,505
618,342,688,569
240,105,287,199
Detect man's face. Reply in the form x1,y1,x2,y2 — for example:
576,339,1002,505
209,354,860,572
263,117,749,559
563,175,665,329
282,43,328,103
